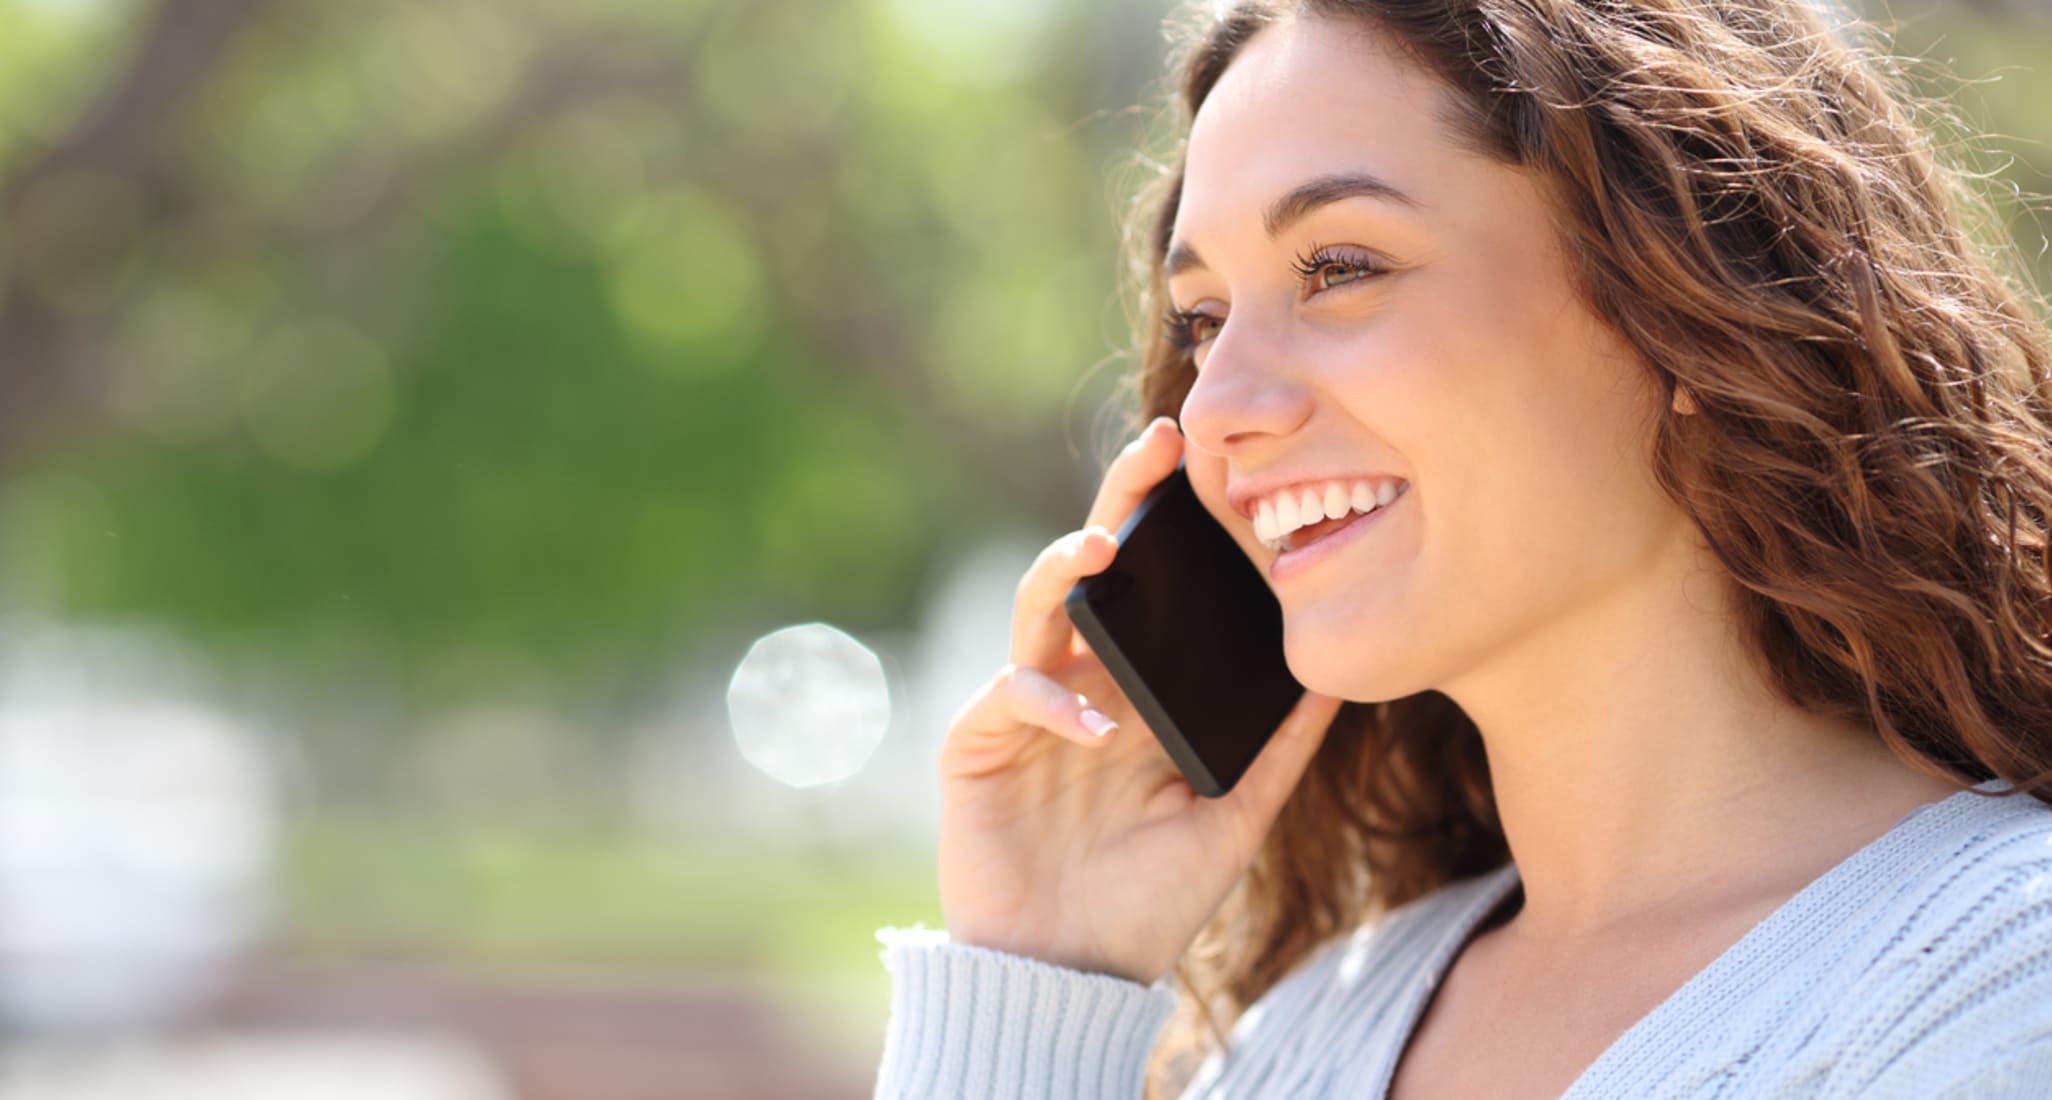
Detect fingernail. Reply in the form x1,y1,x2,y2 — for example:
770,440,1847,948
1078,708,1118,738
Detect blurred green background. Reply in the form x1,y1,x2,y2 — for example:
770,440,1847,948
0,0,2047,1096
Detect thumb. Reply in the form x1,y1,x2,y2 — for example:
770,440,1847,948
1209,689,1344,830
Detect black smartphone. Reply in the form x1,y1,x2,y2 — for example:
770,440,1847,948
1065,458,1304,798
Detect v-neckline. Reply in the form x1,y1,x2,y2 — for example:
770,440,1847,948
1367,779,2008,1100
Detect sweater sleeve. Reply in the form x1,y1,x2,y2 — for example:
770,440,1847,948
1832,833,2052,1100
872,924,1179,1100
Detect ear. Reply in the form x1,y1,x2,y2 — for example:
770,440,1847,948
1671,384,1700,416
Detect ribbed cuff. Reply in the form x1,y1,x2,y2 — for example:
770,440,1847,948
873,925,1178,1100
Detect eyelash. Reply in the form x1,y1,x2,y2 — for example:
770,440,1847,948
1164,244,1386,353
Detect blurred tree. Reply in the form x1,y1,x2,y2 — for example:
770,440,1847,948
0,0,1177,703
1,0,265,457
0,0,2045,710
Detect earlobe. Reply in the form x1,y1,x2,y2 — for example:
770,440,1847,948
1671,384,1700,416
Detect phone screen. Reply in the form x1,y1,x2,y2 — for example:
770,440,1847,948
1065,460,1303,797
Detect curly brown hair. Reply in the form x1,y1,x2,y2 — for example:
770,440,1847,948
1114,1,2052,1094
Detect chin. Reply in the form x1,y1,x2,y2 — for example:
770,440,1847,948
1282,627,1422,704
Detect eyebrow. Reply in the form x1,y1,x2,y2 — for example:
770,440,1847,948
1163,171,1420,280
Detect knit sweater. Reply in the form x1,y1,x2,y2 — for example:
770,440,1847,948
873,778,2052,1098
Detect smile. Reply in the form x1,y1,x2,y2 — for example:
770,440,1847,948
1269,482,1409,583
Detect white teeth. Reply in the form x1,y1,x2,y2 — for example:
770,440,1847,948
1252,478,1407,552
1323,483,1350,521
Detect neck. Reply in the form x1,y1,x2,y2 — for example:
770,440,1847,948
1441,535,1961,943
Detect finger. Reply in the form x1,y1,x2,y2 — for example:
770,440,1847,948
948,663,1121,754
1009,525,1118,668
1082,416,1185,536
1006,418,1182,669
1001,416,1181,664
1205,690,1344,826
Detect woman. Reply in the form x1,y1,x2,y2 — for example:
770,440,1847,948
877,1,2052,1097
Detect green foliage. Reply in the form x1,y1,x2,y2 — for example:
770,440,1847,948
2,0,2049,706
39,200,943,672
0,0,1176,699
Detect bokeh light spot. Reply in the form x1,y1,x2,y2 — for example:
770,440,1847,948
495,101,666,259
882,0,1062,87
604,186,767,369
726,623,891,788
108,285,262,444
376,5,523,145
238,320,396,473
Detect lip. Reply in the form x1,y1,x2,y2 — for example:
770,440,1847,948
1269,483,1408,584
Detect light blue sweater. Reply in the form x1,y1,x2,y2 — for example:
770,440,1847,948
874,778,2052,1098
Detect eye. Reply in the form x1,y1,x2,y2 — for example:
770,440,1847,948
1163,305,1222,354
1291,244,1386,295
1162,244,1387,361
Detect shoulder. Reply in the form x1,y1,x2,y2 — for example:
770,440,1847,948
1881,785,2052,956
1827,786,2052,1094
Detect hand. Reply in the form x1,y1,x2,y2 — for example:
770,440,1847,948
934,416,1343,986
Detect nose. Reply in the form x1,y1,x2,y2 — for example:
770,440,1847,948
1177,316,1315,458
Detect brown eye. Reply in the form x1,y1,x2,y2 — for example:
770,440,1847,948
1315,262,1372,291
1165,307,1223,353
1291,245,1386,295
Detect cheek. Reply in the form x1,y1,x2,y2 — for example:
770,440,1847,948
1346,264,1657,562
1396,251,1647,469
1422,322,1669,597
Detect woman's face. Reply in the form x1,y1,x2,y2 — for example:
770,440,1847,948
1172,15,1691,702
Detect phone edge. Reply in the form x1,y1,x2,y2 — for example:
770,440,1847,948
1064,579,1232,799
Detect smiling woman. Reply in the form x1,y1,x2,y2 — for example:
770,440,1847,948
874,2,2052,1098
